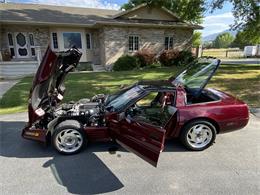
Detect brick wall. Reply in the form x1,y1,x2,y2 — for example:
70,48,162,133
102,26,193,67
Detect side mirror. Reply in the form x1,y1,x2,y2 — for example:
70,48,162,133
117,112,125,121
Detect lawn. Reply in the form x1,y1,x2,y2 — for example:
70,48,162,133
0,63,260,114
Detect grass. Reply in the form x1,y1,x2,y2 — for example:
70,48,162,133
1,64,260,114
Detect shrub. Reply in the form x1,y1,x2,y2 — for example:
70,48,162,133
158,49,180,66
178,50,195,65
159,49,195,66
134,49,156,67
113,55,138,71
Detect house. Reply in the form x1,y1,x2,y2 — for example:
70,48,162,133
0,2,202,76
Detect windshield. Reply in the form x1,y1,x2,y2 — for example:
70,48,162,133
106,85,145,111
172,58,220,97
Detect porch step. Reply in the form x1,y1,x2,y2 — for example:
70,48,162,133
0,61,38,78
92,64,106,72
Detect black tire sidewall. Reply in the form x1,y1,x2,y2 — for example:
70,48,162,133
52,120,87,155
180,120,216,151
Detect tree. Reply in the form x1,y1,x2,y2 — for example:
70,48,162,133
213,32,234,48
232,30,260,49
210,0,260,41
192,31,202,47
121,0,205,24
203,41,213,49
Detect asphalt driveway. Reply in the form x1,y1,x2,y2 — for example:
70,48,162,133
0,113,259,195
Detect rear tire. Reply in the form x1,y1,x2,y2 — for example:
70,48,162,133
52,120,86,155
180,120,216,151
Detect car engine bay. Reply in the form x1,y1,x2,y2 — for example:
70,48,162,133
53,95,107,127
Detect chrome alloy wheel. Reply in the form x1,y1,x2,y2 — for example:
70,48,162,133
55,129,83,153
186,124,213,149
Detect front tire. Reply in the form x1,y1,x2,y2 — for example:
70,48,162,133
52,120,86,155
180,120,216,151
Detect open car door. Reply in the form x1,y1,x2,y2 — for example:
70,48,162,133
108,114,166,167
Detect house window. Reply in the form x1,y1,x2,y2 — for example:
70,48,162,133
165,36,173,50
7,33,15,57
29,34,34,46
8,33,14,46
52,32,58,49
86,33,92,49
29,33,35,56
129,35,139,51
63,32,82,49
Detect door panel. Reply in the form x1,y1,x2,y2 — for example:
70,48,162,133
109,115,166,167
15,32,29,58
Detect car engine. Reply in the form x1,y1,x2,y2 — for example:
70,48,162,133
54,95,107,127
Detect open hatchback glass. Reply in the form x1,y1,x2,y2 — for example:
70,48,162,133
172,58,221,97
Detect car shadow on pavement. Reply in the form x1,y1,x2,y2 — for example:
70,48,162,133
0,121,187,194
42,149,124,194
0,121,124,194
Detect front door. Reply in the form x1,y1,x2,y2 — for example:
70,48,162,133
15,32,29,58
108,114,166,167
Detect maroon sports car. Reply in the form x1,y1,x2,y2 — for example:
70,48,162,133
22,46,249,167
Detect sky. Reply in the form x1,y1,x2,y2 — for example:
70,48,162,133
5,0,235,37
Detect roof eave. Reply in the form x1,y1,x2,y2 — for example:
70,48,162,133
0,20,95,27
112,3,147,19
97,21,203,29
0,20,203,29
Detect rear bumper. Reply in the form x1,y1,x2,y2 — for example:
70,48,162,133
218,117,249,133
22,124,47,143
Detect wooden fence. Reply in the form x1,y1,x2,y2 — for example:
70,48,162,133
201,48,244,58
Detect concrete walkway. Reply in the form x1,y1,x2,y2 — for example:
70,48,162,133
0,79,20,98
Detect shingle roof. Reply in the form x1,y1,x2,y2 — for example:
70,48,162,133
0,3,203,29
0,3,120,25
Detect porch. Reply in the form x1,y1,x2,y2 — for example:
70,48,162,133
0,60,38,79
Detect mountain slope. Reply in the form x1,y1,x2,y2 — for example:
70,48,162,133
203,29,237,42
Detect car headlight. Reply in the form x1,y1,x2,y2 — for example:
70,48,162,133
35,108,45,116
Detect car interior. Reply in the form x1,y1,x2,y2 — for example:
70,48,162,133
185,89,220,105
127,91,177,127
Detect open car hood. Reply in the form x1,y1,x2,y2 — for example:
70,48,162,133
30,46,82,112
171,58,221,97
